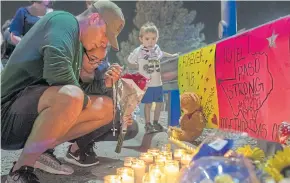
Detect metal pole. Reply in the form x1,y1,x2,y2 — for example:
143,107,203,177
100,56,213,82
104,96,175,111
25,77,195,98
220,0,237,39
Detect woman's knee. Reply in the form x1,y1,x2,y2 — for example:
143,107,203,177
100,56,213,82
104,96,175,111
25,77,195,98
102,96,114,123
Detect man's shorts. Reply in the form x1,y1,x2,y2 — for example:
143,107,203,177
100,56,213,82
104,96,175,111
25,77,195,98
141,86,164,103
1,85,49,150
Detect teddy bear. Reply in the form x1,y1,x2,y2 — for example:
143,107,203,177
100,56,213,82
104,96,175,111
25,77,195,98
168,92,206,142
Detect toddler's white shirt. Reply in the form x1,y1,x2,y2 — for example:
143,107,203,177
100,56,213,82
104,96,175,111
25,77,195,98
128,45,163,87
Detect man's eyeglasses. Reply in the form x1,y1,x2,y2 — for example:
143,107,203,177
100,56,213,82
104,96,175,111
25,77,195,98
84,48,104,65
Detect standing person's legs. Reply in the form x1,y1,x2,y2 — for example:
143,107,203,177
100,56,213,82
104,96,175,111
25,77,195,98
151,86,164,131
141,87,155,133
144,103,152,125
2,85,113,178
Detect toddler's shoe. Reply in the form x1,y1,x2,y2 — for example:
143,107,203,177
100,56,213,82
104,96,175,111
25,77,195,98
145,123,156,134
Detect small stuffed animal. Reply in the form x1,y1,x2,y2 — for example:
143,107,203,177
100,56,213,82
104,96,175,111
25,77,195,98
168,92,205,142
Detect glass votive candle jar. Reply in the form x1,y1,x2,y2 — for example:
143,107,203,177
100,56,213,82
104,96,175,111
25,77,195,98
124,157,138,167
148,148,160,157
149,165,166,183
139,152,154,164
155,155,167,165
149,163,165,174
116,167,134,183
160,151,173,160
180,153,194,166
104,175,122,183
174,149,186,161
142,172,162,183
164,160,180,183
161,143,171,152
132,159,146,183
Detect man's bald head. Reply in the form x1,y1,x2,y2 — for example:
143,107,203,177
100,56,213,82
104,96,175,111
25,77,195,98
78,0,124,51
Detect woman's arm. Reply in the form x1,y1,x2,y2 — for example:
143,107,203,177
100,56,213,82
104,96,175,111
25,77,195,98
9,8,26,45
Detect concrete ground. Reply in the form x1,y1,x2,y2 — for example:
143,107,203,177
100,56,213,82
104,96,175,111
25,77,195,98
1,105,271,182
1,108,171,183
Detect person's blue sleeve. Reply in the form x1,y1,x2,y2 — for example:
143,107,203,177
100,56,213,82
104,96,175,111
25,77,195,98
81,61,111,95
9,8,26,36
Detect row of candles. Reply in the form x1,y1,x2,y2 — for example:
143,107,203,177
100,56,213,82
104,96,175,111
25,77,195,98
104,145,195,183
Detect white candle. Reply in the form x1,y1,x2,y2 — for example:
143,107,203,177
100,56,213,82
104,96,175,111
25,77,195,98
180,153,193,166
164,160,180,183
104,175,122,183
121,174,134,183
155,155,167,165
174,149,186,161
116,167,134,183
139,153,154,164
132,160,146,183
160,151,173,160
143,172,162,183
161,144,171,152
124,157,138,167
148,148,160,157
148,164,166,182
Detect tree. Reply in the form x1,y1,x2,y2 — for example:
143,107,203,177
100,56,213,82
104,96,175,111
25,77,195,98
117,1,206,66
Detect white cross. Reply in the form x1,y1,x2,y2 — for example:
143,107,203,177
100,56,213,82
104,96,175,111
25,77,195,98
111,127,118,136
266,30,278,48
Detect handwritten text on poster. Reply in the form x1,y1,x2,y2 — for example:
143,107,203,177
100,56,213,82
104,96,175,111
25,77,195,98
215,16,290,141
178,44,219,128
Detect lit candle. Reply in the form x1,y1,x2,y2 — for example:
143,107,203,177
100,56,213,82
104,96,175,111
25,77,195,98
147,148,160,155
124,157,138,167
148,148,160,162
161,144,171,152
139,153,154,164
155,155,167,165
149,163,165,174
142,172,162,183
148,164,166,182
132,159,146,183
174,149,186,161
104,175,122,183
164,160,180,183
148,148,160,157
116,167,134,183
160,151,173,160
180,153,193,166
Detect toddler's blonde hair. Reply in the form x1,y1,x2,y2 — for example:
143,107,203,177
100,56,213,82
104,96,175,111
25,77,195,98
139,22,159,37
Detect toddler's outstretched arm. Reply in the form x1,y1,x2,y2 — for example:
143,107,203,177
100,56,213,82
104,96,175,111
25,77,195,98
162,51,179,58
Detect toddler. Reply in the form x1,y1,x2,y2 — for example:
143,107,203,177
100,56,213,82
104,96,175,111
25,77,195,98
128,22,178,133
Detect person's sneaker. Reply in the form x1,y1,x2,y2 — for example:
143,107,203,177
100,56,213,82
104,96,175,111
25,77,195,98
64,142,100,167
34,149,74,175
153,122,164,132
6,165,40,183
145,123,156,134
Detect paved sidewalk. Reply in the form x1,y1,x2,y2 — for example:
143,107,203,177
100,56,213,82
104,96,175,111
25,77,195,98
1,108,264,182
1,111,170,183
